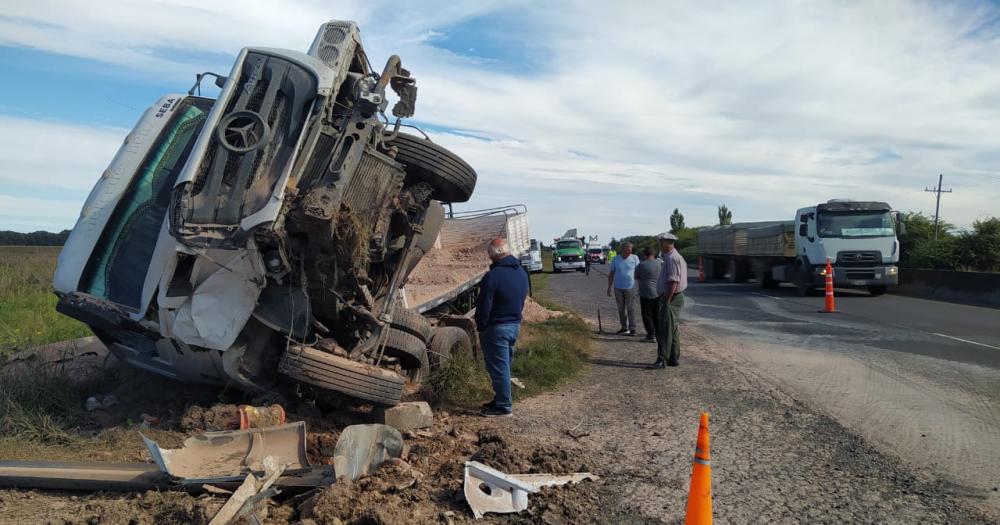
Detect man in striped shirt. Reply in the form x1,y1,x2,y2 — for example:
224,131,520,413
649,232,688,369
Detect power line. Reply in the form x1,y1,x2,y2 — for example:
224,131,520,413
924,174,953,241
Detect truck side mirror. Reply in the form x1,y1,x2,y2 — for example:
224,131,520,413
798,224,808,237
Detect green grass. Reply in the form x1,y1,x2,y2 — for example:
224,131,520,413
0,246,90,356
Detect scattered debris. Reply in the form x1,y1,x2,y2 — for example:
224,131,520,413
85,394,119,412
208,456,287,525
142,422,309,484
374,401,434,431
333,424,404,482
463,461,599,519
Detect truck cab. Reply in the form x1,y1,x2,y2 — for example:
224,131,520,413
552,238,586,272
519,239,543,273
794,200,902,295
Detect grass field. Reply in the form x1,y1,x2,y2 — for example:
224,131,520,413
0,246,90,356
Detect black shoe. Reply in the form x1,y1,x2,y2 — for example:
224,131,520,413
626,330,637,337
667,361,679,367
480,405,513,417
481,400,497,410
647,359,666,369
615,328,629,334
644,335,655,342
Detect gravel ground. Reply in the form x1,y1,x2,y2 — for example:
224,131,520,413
503,268,994,524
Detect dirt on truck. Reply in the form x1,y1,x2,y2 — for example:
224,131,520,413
48,20,493,409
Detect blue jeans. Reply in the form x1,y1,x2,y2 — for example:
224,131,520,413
479,323,520,412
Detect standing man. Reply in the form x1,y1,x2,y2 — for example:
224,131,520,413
635,246,662,342
476,238,529,417
650,233,688,368
607,241,639,336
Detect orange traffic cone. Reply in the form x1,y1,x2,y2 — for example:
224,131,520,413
819,257,837,313
684,412,713,525
697,257,706,283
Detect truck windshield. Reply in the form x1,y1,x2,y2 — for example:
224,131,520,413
557,241,581,250
588,248,602,254
817,212,894,238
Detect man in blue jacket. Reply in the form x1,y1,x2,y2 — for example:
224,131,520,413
476,238,529,417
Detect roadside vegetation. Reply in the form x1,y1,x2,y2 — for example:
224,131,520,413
427,251,592,408
0,246,90,356
898,213,1000,272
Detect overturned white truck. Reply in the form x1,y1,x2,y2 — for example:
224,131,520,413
52,20,530,407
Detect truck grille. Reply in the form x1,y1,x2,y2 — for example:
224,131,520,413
845,270,876,280
175,51,318,246
837,251,881,266
560,255,582,262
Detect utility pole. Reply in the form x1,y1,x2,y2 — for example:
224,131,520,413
924,174,952,240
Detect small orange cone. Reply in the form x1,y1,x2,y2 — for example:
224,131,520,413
819,257,837,313
684,412,713,525
697,257,706,283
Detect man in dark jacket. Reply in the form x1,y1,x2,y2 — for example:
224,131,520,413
476,238,529,417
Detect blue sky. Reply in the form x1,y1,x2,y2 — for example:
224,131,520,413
2,1,1000,242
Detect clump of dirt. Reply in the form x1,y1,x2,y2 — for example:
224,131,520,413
522,297,565,323
180,404,242,431
471,429,588,475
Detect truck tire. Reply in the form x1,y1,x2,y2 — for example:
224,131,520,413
868,285,887,296
427,326,474,369
756,269,777,289
383,327,428,370
279,346,405,406
389,133,477,203
389,304,431,343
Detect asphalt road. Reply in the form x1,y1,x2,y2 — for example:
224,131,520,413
688,281,1000,369
587,263,1000,516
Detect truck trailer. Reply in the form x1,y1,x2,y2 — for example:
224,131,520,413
698,200,904,296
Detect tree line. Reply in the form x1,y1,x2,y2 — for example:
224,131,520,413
0,230,71,246
899,213,1000,272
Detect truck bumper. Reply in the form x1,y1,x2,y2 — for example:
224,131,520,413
828,265,899,287
523,261,543,273
554,261,585,271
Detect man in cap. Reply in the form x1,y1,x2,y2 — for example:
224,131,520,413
476,238,529,416
650,232,688,368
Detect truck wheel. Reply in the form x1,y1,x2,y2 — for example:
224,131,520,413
389,133,477,203
279,346,405,406
868,285,887,296
427,326,473,369
389,304,431,343
796,280,819,297
383,327,428,370
756,270,777,289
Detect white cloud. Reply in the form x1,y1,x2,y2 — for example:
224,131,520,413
2,0,1000,239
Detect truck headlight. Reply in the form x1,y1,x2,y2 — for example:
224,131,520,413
887,266,898,276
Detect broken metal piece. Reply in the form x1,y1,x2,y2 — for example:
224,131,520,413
463,461,599,519
208,456,287,525
142,421,309,484
333,424,404,482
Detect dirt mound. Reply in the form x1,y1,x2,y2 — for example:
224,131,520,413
522,297,564,324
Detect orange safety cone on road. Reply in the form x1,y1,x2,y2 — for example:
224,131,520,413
684,412,713,525
819,257,837,313
697,257,706,282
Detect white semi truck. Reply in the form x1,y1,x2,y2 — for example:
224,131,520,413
698,200,904,296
